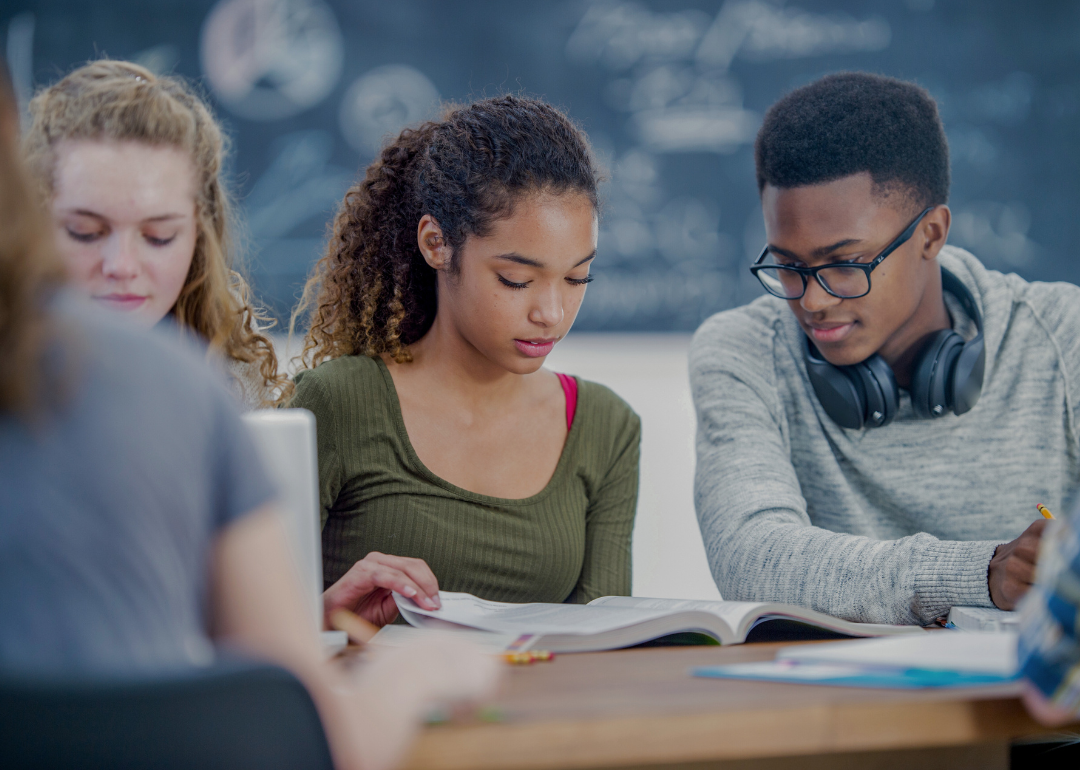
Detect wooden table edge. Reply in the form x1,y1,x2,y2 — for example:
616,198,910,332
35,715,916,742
403,694,1064,770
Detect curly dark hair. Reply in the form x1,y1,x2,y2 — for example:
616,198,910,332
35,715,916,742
290,94,600,373
755,72,950,209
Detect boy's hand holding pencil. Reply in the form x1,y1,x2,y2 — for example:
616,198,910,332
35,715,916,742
987,505,1055,611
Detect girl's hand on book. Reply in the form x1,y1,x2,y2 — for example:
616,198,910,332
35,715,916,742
323,551,442,628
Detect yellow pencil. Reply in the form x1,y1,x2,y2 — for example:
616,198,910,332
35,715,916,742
1037,504,1055,520
329,608,380,645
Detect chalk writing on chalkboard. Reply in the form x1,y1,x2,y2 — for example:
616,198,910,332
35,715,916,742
3,0,1078,330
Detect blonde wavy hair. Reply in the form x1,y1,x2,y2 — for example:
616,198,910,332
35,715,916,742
22,59,285,405
0,65,66,416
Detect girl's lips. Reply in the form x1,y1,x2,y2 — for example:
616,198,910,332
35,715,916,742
808,322,855,344
514,338,556,358
95,294,149,311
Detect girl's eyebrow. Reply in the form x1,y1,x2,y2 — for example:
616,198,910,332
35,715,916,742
492,250,596,268
493,253,544,268
61,208,187,223
61,207,185,222
60,208,106,220
142,214,187,223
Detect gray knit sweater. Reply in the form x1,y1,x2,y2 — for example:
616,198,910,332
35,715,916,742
690,247,1080,625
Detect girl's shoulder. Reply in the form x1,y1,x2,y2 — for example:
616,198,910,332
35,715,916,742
291,354,388,406
569,376,641,440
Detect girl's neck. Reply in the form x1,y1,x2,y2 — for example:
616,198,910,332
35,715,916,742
399,314,527,406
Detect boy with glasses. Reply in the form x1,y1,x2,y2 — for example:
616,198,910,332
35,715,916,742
690,72,1076,625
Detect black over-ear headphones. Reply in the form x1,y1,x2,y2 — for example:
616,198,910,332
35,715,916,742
804,268,985,430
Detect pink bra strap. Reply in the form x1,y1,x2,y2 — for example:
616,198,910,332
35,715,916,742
555,373,578,430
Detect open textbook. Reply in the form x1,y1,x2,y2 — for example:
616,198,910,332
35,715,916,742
393,592,924,653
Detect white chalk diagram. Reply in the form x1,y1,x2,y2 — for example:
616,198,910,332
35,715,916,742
245,130,354,242
339,65,441,156
194,2,444,300
200,0,343,121
242,130,356,294
946,72,1041,269
567,0,889,155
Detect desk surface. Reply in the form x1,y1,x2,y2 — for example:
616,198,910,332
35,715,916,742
402,642,1064,770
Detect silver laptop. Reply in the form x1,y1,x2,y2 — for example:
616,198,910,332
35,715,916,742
241,409,323,630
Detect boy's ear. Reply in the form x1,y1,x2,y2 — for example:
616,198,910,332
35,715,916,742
920,205,951,261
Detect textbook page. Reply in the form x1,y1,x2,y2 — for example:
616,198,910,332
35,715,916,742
589,596,919,639
588,596,773,635
776,631,1018,676
396,591,677,636
369,624,524,653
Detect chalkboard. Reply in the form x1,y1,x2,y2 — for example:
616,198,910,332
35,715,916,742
5,0,1079,330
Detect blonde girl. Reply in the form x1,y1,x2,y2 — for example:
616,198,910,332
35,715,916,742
22,59,284,407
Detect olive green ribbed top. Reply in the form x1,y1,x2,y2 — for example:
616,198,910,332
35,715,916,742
290,355,641,604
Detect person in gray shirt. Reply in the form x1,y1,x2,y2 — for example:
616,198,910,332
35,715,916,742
690,72,1075,626
0,58,497,770
0,295,274,673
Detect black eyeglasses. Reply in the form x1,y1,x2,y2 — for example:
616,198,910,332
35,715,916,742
750,207,934,300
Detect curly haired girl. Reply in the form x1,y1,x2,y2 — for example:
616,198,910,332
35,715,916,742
290,95,640,620
23,60,285,408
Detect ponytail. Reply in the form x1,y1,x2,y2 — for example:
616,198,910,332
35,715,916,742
291,123,436,369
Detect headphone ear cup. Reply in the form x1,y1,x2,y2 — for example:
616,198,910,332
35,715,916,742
950,334,985,415
805,343,867,430
911,330,964,419
854,355,899,427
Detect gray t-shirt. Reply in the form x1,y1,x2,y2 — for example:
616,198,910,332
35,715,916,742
690,247,1080,625
0,299,274,674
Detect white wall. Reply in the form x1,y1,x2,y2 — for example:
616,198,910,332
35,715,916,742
545,334,721,601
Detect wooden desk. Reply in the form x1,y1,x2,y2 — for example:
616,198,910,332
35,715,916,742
402,642,1069,770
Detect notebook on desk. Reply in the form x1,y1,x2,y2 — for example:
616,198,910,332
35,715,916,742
947,606,1018,633
693,631,1020,689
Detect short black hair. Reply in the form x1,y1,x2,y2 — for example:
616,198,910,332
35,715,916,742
755,72,949,210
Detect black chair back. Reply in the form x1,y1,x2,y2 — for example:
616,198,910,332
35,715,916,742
0,658,335,770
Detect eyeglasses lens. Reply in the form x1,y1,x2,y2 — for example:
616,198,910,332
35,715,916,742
756,267,805,299
756,259,870,300
815,265,870,298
